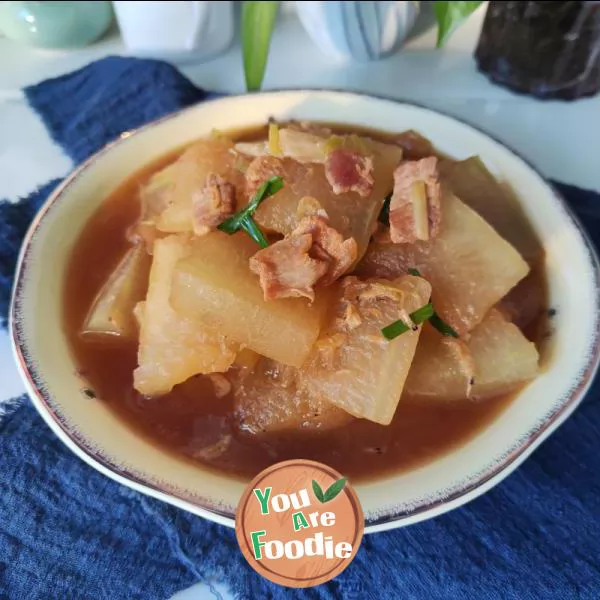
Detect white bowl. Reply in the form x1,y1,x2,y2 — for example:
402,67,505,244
11,90,600,533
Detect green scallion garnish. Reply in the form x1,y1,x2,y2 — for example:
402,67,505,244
218,176,283,247
407,266,459,338
241,215,269,248
381,303,434,340
429,313,459,338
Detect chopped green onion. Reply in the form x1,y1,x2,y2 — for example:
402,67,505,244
381,303,434,340
429,313,459,338
378,192,392,225
218,176,283,246
407,266,459,337
242,215,269,248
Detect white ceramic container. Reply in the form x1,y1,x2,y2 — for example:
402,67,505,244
296,1,420,62
112,1,234,62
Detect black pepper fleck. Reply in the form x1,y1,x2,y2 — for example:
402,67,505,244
548,308,557,318
469,377,475,386
83,388,96,399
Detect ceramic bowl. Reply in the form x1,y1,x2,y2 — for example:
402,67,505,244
11,90,600,532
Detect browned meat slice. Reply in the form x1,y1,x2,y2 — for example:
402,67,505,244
389,157,442,244
245,155,285,199
250,204,358,301
324,148,374,197
292,215,357,285
394,130,435,160
192,173,236,236
207,373,232,399
249,233,328,301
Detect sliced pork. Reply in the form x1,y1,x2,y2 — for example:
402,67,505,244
324,148,374,197
192,173,236,236
389,157,442,244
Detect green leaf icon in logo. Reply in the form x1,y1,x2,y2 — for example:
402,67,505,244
312,480,325,503
312,477,347,503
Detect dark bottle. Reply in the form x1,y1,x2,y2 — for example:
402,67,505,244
475,1,600,100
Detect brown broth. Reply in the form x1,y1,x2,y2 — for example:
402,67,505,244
63,127,546,483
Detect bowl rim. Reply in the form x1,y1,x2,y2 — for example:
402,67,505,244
10,88,600,533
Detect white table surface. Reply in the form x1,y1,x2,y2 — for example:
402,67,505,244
1,3,599,599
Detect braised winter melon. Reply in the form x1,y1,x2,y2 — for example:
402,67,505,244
82,244,151,338
470,309,539,398
170,231,328,368
134,235,237,396
141,138,248,233
403,324,473,401
440,156,542,263
233,358,352,434
251,135,403,260
355,192,529,335
404,310,539,403
299,275,431,425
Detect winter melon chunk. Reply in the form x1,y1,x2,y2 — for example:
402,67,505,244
233,358,352,434
403,324,473,401
355,192,529,335
299,275,431,425
134,235,237,396
170,231,328,368
404,310,539,403
470,309,539,398
253,140,402,261
439,156,542,263
82,244,151,338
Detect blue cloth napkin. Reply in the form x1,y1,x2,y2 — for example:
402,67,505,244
1,57,599,599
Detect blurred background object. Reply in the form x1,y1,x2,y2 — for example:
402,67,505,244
112,1,234,62
0,1,113,49
242,1,483,90
295,0,420,62
476,1,600,100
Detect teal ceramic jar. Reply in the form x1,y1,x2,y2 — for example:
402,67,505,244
0,1,113,49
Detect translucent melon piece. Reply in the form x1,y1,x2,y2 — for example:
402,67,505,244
233,358,352,434
134,236,237,396
439,157,542,263
253,142,402,261
355,192,530,335
470,309,539,398
170,231,328,368
403,324,472,401
299,275,431,425
404,310,539,403
82,245,151,338
141,138,247,233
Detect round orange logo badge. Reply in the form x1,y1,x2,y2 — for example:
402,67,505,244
235,459,364,588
